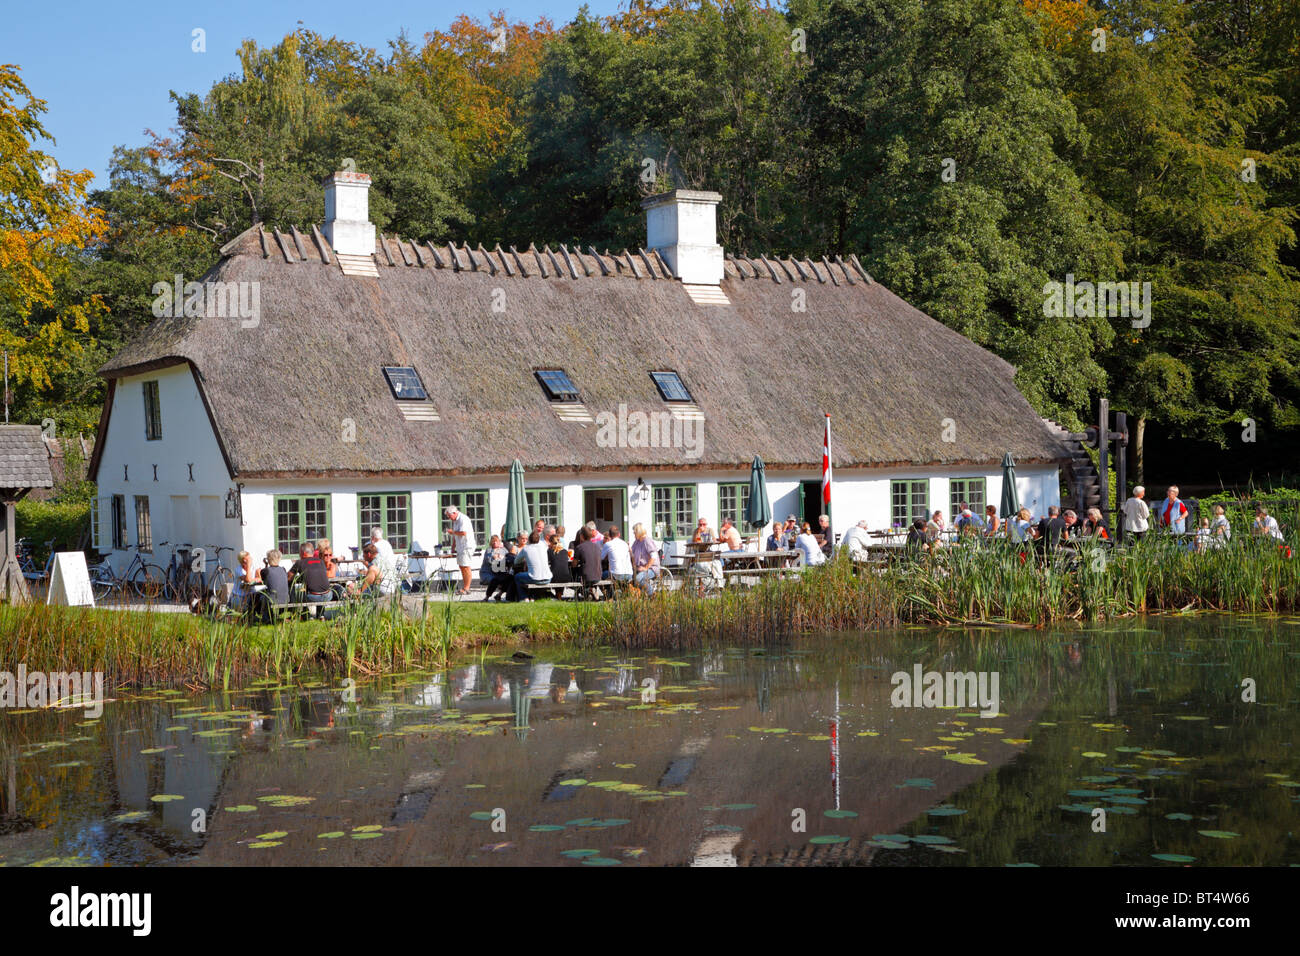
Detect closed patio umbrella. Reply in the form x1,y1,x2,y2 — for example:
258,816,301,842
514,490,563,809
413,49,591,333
745,455,772,534
1000,452,1020,519
503,459,530,542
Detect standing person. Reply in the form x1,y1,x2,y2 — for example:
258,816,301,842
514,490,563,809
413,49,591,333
512,530,552,601
1122,486,1150,541
1194,516,1211,552
1157,485,1189,534
1209,504,1231,547
601,525,634,583
630,523,661,596
443,506,476,596
983,505,1001,538
796,522,826,566
289,542,332,616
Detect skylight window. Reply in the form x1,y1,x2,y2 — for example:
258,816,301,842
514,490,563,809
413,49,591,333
650,370,693,403
383,366,428,401
535,369,580,403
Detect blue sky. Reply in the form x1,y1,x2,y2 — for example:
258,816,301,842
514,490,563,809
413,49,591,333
3,0,624,189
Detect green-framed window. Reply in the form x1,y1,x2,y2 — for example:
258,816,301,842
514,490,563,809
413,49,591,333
359,493,411,551
949,478,986,518
274,495,331,556
891,480,928,528
652,484,697,541
718,482,751,529
526,488,562,530
439,490,489,547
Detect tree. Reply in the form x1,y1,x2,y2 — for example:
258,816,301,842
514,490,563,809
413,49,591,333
0,63,105,431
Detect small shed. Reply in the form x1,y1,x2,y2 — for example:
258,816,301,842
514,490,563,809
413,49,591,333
0,425,55,603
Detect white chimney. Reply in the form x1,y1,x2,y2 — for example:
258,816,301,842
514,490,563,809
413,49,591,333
322,171,375,257
642,189,724,285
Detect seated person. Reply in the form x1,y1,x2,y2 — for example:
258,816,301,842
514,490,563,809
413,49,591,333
601,525,634,582
351,542,399,598
574,527,605,589
231,549,258,609
512,530,553,600
692,518,714,544
982,506,1001,537
630,523,661,596
765,523,786,552
795,522,826,566
481,534,512,601
289,542,332,615
316,537,338,578
718,518,743,551
817,514,833,555
546,532,574,595
841,520,871,559
260,549,289,606
906,518,929,552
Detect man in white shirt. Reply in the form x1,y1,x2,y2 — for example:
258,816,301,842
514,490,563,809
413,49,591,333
601,525,634,582
370,526,395,563
1254,507,1284,541
512,529,552,600
1122,486,1150,541
442,508,477,595
841,520,872,559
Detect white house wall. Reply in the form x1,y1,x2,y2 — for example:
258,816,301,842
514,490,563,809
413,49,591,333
93,364,237,575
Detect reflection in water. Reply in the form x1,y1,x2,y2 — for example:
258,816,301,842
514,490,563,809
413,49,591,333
0,614,1297,867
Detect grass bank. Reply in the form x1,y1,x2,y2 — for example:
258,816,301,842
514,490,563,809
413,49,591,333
2,534,1297,689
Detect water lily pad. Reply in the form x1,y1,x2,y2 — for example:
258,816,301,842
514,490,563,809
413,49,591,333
723,803,757,810
352,824,383,832
112,811,151,823
1197,830,1240,839
911,834,954,845
748,727,789,734
150,794,183,803
901,778,934,789
1151,853,1196,863
561,849,599,858
529,824,566,832
351,832,382,840
248,841,282,848
469,811,496,821
809,835,850,844
317,832,345,839
1081,752,1106,758
824,809,858,818
582,856,621,866
225,805,257,813
257,831,288,840
926,807,967,816
558,779,587,786
1165,813,1194,821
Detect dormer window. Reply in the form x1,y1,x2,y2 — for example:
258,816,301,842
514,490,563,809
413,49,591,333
383,366,428,401
535,369,580,403
650,370,693,403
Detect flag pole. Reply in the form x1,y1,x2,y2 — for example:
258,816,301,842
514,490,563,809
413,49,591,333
822,413,833,540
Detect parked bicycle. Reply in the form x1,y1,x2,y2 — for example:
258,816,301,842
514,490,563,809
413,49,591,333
88,545,169,601
17,538,56,587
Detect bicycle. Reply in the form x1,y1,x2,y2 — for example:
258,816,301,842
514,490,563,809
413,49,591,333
18,538,56,586
88,545,169,601
165,542,207,604
205,544,237,599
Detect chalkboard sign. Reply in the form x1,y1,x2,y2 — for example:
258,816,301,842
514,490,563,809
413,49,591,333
47,552,95,607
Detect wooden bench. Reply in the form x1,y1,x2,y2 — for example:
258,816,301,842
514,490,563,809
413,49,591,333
526,580,615,600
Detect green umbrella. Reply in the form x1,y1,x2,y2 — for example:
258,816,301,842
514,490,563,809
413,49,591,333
1000,452,1020,519
503,459,530,541
745,455,773,532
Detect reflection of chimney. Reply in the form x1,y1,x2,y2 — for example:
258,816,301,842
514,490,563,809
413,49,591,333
642,189,723,285
322,171,375,257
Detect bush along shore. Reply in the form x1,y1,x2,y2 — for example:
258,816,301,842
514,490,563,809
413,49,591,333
2,535,1298,689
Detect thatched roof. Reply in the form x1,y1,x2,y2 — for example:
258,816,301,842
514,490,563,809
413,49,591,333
96,225,1069,479
0,425,54,490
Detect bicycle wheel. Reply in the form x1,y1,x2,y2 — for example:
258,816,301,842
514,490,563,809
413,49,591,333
656,567,675,592
89,568,115,601
133,563,170,601
208,566,234,600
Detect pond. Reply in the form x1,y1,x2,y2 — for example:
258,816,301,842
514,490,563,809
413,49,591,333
0,614,1296,866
